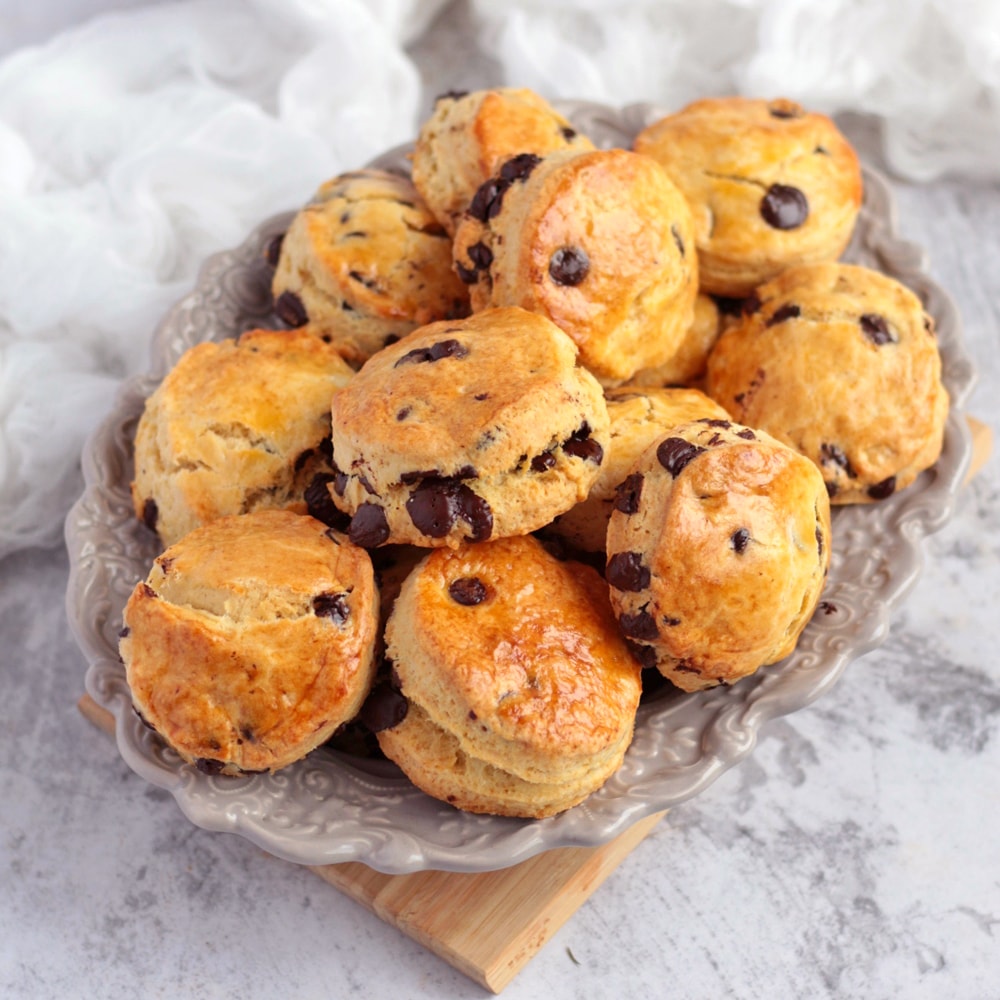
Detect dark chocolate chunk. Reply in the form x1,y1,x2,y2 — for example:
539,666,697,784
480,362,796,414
396,406,411,421
867,475,897,500
736,428,757,440
455,261,478,284
768,101,802,119
619,609,659,641
701,418,732,428
606,552,650,592
394,339,469,366
274,290,308,327
560,125,578,141
767,303,801,326
406,480,493,541
195,758,226,776
468,177,508,222
563,423,603,463
141,497,158,532
731,527,751,553
819,443,856,479
448,577,489,606
313,591,350,624
119,626,131,639
498,152,542,183
358,680,408,732
264,232,285,267
348,503,390,548
530,450,557,472
656,437,705,476
626,640,658,670
614,472,644,514
860,313,895,346
760,184,809,230
467,241,493,270
816,525,824,558
548,246,590,286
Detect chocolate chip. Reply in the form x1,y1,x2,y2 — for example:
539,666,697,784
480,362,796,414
264,232,285,267
742,293,762,315
119,626,131,639
671,224,685,257
767,303,801,326
305,473,348,530
468,177,508,222
195,758,226,776
406,480,493,541
141,497,158,532
820,443,856,479
656,437,705,476
760,184,809,230
455,261,478,284
619,609,659,641
448,577,488,605
348,503,390,548
549,246,590,286
396,406,411,421
358,680,408,732
434,89,468,104
348,270,379,291
816,525,824,558
530,450,556,472
563,423,603,463
825,480,839,499
463,243,492,273
768,101,802,119
332,467,349,497
867,475,897,500
606,552,650,592
140,583,157,600
498,153,542,183
560,125,578,141
274,290,308,327
626,640,658,670
313,591,350,623
731,528,751,553
474,392,489,401
860,313,895,346
395,339,468,366
614,472,644,514
736,428,757,440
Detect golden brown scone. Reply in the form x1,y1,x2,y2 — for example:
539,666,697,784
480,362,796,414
547,386,730,554
634,96,862,297
120,510,380,774
411,87,594,236
327,307,609,549
130,327,354,548
627,292,722,388
376,535,642,817
705,262,949,503
606,419,831,692
269,169,469,364
452,147,698,385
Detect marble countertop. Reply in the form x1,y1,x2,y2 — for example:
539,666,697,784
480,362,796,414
3,6,1000,999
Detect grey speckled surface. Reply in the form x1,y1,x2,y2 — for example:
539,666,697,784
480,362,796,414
4,6,1000,999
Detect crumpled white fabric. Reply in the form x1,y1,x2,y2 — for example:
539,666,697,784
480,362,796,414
2,0,999,559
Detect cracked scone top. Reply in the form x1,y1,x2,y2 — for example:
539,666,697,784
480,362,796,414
452,147,698,385
705,262,949,503
120,510,379,775
633,96,862,297
606,419,831,692
270,169,469,364
377,535,642,818
131,327,354,548
410,87,595,237
328,306,609,549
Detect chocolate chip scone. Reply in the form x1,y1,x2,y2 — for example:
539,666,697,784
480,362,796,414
410,87,594,237
627,292,722,388
452,147,698,385
131,327,354,548
375,535,642,817
546,385,730,554
270,169,469,364
328,306,609,549
606,419,831,691
120,510,379,775
705,262,949,503
634,97,862,297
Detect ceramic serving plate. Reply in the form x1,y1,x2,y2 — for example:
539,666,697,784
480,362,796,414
65,100,977,874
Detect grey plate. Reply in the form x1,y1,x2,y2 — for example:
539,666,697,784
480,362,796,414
65,100,977,874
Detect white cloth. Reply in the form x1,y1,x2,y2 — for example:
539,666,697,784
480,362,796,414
1,0,998,558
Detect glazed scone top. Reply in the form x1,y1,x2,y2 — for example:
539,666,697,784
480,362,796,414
120,510,379,775
634,97,862,296
705,262,948,503
271,169,469,363
452,147,698,384
411,87,595,236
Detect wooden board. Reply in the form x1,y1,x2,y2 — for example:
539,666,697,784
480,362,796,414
76,415,993,993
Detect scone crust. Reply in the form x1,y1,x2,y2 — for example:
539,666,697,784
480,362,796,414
328,307,610,548
453,147,699,384
379,535,642,814
120,510,379,774
705,262,949,503
411,87,594,236
627,292,722,388
606,419,831,691
271,169,469,363
634,97,862,297
130,327,354,548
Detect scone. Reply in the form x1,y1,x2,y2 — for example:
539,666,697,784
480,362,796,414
452,147,698,385
376,535,643,817
705,262,949,503
627,293,722,388
120,510,380,774
634,96,862,297
131,327,354,548
328,306,609,549
410,87,594,236
269,169,469,364
606,419,831,691
547,386,730,554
